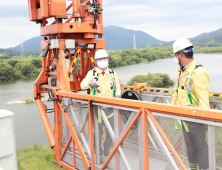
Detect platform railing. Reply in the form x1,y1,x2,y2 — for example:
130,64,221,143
122,86,222,170
36,88,222,170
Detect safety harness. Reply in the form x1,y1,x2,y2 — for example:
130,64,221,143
175,64,203,132
91,68,116,97
91,68,116,123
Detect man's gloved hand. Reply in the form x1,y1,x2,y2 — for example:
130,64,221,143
88,82,99,89
114,94,120,98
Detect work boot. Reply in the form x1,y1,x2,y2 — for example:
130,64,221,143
104,147,110,156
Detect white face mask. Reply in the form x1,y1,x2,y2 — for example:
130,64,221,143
97,60,108,69
174,57,179,64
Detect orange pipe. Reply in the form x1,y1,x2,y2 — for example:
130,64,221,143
88,101,95,170
101,109,142,170
146,109,187,170
36,99,55,148
55,101,62,167
60,136,72,160
116,151,118,170
142,109,149,170
72,139,76,168
73,0,80,18
59,40,71,91
60,161,77,170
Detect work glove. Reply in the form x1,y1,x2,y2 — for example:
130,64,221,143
88,82,99,89
114,94,120,98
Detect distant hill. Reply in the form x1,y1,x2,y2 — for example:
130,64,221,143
8,36,43,53
7,25,164,52
0,48,20,56
164,28,222,47
103,25,164,50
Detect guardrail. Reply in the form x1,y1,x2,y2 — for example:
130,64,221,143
36,86,222,170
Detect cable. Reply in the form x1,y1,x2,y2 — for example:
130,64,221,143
38,82,62,103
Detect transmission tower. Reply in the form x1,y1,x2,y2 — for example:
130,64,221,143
21,36,25,57
133,35,137,50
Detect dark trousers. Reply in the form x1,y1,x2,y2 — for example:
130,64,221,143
94,106,114,154
99,116,114,154
182,121,209,169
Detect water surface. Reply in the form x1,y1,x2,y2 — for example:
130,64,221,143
0,53,221,148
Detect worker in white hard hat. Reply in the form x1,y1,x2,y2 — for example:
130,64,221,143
172,38,210,170
81,49,121,163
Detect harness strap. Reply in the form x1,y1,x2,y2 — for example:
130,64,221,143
98,110,114,123
92,69,98,95
109,69,116,96
175,120,189,133
91,69,116,96
175,64,203,132
177,64,203,106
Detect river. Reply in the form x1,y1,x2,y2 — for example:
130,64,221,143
0,53,221,149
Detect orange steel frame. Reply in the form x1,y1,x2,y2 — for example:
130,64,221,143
28,1,222,170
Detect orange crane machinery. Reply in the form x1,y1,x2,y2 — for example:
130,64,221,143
27,1,222,170
28,0,105,169
28,0,104,94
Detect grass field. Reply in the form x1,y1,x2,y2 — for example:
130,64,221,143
17,144,66,170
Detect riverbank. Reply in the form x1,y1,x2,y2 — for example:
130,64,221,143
17,144,65,170
1,46,222,82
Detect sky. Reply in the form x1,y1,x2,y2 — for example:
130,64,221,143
0,0,222,48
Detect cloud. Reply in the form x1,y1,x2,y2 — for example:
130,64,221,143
0,0,222,48
0,17,39,48
103,1,222,41
0,0,29,17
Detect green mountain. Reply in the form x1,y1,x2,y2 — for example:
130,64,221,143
0,48,20,57
7,25,164,53
190,28,222,47
164,28,222,47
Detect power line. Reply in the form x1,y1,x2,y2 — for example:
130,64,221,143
133,35,137,50
21,36,24,57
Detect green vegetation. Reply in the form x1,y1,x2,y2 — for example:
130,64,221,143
0,48,40,57
22,98,35,104
0,56,42,82
108,46,173,67
194,46,222,53
127,72,174,87
17,144,65,170
1,45,222,82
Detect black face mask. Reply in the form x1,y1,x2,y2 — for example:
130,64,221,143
180,65,185,72
178,53,184,71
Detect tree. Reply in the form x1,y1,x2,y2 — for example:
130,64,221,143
0,56,10,59
8,59,19,67
127,72,174,87
150,75,163,87
31,58,42,68
21,63,34,77
0,63,15,82
127,75,148,86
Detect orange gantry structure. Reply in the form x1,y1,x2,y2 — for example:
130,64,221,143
27,1,222,170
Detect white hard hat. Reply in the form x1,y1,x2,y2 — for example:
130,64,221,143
173,38,193,54
95,49,108,59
